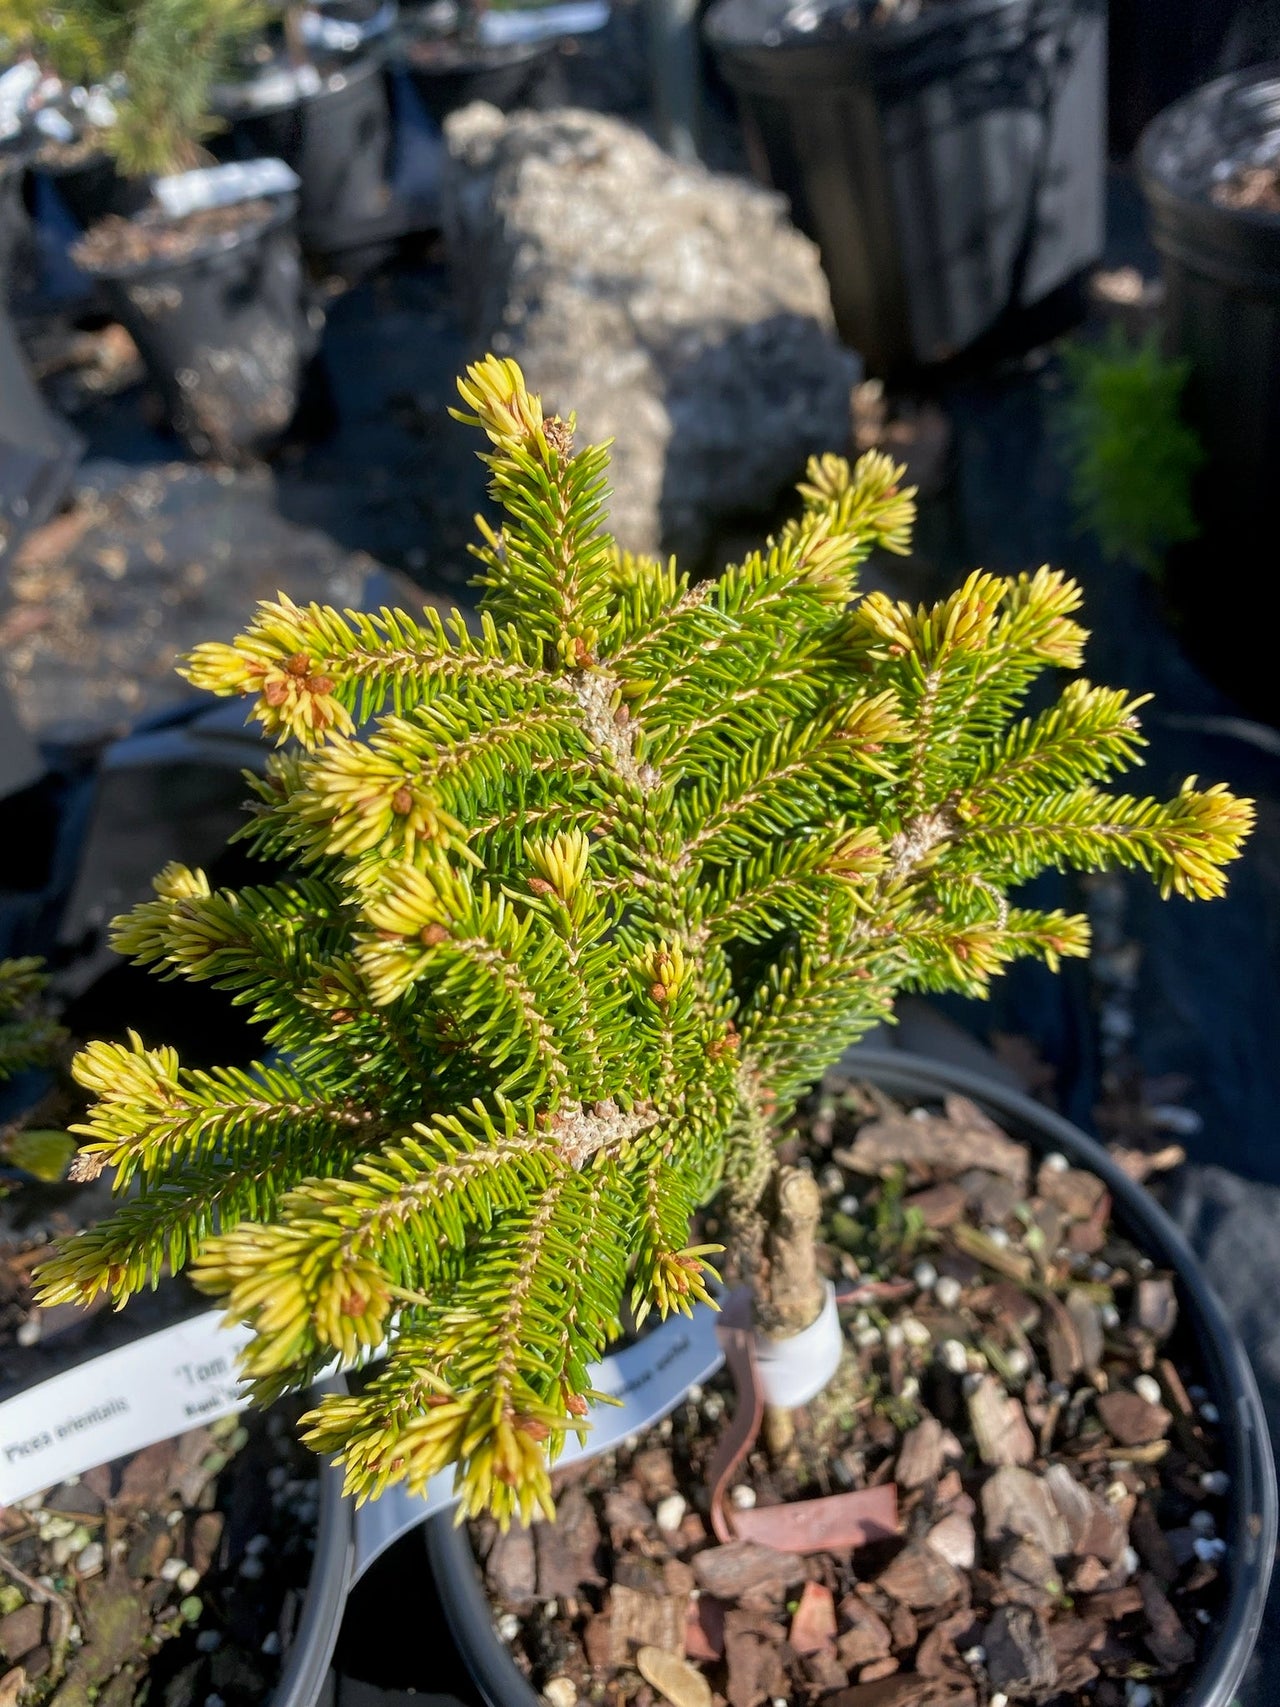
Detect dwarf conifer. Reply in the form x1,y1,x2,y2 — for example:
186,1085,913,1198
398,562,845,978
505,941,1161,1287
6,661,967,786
38,358,1252,1524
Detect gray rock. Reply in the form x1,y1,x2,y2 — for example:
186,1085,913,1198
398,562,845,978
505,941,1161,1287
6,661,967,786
441,104,860,564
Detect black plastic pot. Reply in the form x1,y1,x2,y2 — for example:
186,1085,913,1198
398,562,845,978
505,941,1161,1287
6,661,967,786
0,144,29,292
1138,66,1280,720
425,1047,1277,1707
0,298,83,564
397,33,558,126
211,54,393,256
80,193,316,460
704,0,1106,376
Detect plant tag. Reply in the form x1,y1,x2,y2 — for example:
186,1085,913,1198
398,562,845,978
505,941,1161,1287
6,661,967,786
477,1,609,45
153,158,301,219
0,1310,254,1504
0,1301,723,1563
350,1300,724,1577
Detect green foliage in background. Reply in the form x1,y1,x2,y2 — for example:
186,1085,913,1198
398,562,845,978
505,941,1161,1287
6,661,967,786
0,0,263,177
0,958,74,1184
1058,329,1205,575
37,357,1251,1526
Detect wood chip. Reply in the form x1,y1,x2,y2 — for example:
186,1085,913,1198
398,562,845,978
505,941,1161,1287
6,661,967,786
606,1586,685,1664
692,1542,806,1600
1043,1463,1128,1565
723,1609,786,1707
967,1377,1035,1466
981,1467,1072,1557
983,1604,1059,1694
999,1539,1063,1607
895,1417,946,1489
637,1646,713,1707
1138,1573,1196,1670
836,1599,892,1668
788,1581,836,1657
1096,1389,1172,1446
1135,1276,1178,1342
903,1180,969,1228
1036,1162,1106,1220
875,1542,963,1610
925,1511,976,1571
534,1486,604,1597
839,1108,1028,1188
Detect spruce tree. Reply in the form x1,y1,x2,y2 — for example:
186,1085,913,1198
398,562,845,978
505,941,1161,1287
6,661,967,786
37,358,1252,1525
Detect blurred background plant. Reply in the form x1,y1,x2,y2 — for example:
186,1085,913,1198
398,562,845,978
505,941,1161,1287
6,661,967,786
1057,328,1205,575
0,0,265,177
0,956,74,1186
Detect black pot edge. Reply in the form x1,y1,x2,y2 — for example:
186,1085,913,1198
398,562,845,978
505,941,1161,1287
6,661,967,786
275,1376,356,1707
212,47,388,122
424,1046,1278,1707
1137,64,1280,248
76,191,300,286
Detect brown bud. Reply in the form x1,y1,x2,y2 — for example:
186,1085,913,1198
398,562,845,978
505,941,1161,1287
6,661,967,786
306,674,335,696
527,876,555,897
391,787,414,816
614,703,631,726
331,1008,354,1025
542,416,574,457
650,983,669,1003
565,1393,589,1418
339,1292,366,1317
515,1415,550,1442
262,678,289,707
285,652,312,677
420,922,450,947
573,636,596,668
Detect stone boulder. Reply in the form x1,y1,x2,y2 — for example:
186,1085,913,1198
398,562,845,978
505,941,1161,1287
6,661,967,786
441,104,860,563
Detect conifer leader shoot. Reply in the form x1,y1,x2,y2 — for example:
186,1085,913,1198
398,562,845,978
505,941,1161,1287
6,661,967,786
38,357,1253,1525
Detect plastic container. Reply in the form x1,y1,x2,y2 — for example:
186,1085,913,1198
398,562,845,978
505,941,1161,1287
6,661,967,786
37,149,151,230
1139,66,1280,548
397,33,557,125
703,0,1106,375
0,297,82,565
211,54,393,256
425,1047,1277,1707
81,192,316,460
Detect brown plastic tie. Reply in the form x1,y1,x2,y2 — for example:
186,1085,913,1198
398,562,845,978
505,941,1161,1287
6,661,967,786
705,1286,901,1554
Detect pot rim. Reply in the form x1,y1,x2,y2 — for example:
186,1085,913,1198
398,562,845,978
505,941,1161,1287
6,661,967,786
74,191,299,283
425,1045,1278,1707
274,1377,355,1707
1138,63,1280,239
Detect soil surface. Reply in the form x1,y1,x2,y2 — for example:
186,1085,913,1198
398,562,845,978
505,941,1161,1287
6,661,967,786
72,203,279,277
475,1077,1232,1707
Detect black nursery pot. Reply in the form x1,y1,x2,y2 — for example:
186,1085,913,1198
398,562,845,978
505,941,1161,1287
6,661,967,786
84,194,315,460
424,1048,1277,1707
397,33,557,127
37,149,151,231
703,0,1106,376
1139,68,1280,566
211,54,393,257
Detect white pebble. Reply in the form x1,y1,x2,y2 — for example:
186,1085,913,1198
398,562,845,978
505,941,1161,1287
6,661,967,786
884,1323,905,1351
1043,1152,1070,1173
902,1317,932,1348
1126,1686,1154,1707
941,1339,969,1375
543,1678,577,1707
195,1631,222,1653
75,1542,104,1576
177,1567,200,1594
1101,1304,1121,1329
496,1613,521,1642
1200,1470,1230,1497
542,1600,559,1621
912,1260,938,1290
1189,1511,1215,1536
240,1556,265,1580
819,1165,844,1194
934,1276,963,1311
1134,1374,1163,1406
1105,1482,1129,1506
1120,1545,1140,1579
961,1371,984,1395
837,1193,860,1216
1194,1536,1228,1564
166,1510,184,1528
1196,1607,1212,1625
686,1385,703,1405
261,1631,283,1655
16,1317,41,1347
730,1484,757,1510
205,1695,226,1707
50,1537,77,1567
655,1494,687,1533
1200,1402,1221,1425
160,1557,187,1582
962,1645,986,1666
900,1375,920,1402
985,1226,1010,1248
990,1695,1009,1707
702,1394,723,1422
1090,1261,1113,1282
1005,1347,1031,1380
246,1533,270,1556
855,1326,882,1349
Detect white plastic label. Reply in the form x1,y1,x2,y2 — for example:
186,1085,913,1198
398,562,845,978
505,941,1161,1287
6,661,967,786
153,157,301,219
0,1311,254,1503
752,1280,841,1409
0,1302,724,1572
